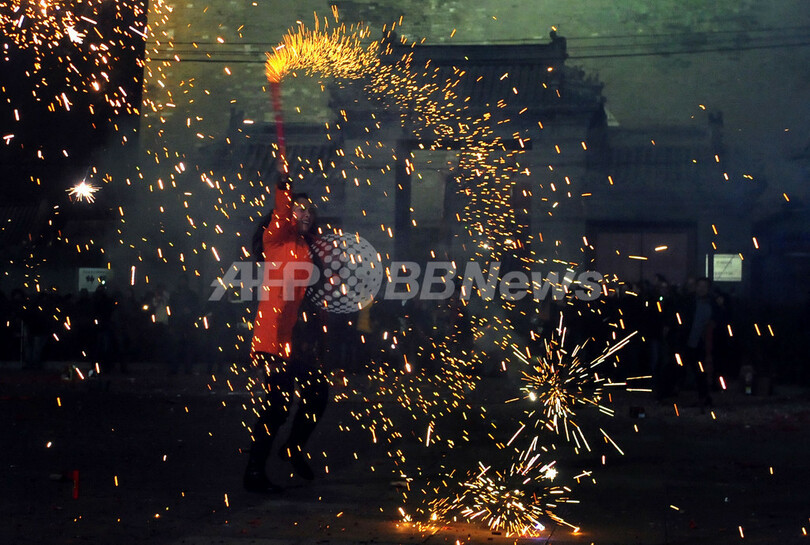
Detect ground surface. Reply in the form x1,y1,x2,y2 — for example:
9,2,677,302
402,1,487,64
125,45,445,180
2,364,809,545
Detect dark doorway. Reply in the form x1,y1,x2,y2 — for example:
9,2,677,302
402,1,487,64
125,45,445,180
590,224,694,286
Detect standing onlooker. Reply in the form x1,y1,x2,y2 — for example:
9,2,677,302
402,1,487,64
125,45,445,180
92,285,115,372
149,285,171,365
170,274,199,375
645,274,678,398
711,288,738,385
22,291,50,369
110,288,144,372
677,277,717,408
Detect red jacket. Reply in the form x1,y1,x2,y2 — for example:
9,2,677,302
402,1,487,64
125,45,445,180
250,186,313,358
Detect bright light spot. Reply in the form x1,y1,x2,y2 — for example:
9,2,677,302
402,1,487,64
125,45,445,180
67,180,100,203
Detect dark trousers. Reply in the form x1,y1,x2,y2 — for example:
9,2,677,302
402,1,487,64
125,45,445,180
170,324,195,375
682,346,711,403
248,352,329,466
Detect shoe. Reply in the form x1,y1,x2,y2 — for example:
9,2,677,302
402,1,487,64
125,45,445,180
279,446,314,480
243,470,284,494
699,395,713,414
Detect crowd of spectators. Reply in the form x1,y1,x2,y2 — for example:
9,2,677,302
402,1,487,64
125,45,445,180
1,273,806,390
0,277,476,378
0,277,246,374
537,274,810,399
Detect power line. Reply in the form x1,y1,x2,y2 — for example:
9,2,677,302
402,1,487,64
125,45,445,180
143,25,810,64
143,23,810,46
146,36,810,64
569,38,810,59
564,24,810,42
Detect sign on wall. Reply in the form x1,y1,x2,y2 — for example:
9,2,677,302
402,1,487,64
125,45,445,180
78,268,113,292
712,254,742,282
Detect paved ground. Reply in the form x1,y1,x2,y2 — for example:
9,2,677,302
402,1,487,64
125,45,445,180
2,362,809,545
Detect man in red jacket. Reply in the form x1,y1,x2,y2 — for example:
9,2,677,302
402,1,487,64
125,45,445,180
244,177,328,494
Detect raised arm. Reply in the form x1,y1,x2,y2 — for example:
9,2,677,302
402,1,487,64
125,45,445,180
261,177,296,250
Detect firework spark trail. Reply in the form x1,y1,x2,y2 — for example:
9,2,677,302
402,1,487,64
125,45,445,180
97,17,627,539
342,36,544,430
360,47,525,263
260,13,380,187
342,352,483,449
265,14,368,179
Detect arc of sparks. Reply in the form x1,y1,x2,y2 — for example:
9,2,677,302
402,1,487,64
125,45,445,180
264,14,379,84
264,14,380,179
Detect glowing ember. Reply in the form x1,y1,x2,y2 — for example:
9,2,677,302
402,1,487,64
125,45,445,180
67,180,100,202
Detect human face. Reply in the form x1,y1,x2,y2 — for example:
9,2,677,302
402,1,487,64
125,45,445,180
292,198,314,233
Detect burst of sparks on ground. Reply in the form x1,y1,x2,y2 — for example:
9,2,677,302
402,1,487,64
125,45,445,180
425,445,582,537
67,179,100,202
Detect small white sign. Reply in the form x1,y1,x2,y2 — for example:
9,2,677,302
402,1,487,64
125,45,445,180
713,254,742,282
79,268,113,292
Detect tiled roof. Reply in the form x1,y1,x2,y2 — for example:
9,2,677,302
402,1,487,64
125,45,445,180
333,35,604,123
225,141,339,179
202,115,342,183
584,128,760,211
383,38,575,107
604,145,708,189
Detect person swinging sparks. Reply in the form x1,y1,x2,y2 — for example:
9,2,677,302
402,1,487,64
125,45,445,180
243,173,330,493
